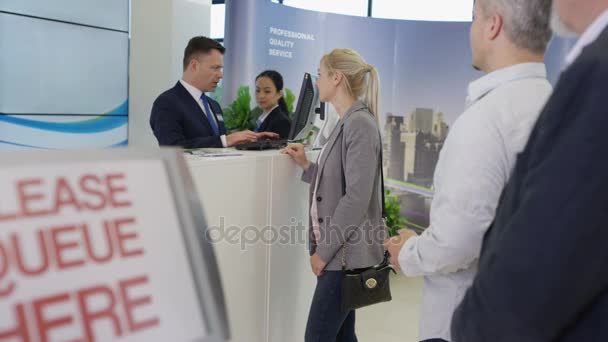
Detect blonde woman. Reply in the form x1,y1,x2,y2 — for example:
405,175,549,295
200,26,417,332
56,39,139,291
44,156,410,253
282,49,386,341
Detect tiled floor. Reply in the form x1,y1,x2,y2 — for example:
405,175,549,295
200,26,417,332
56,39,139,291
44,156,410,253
356,274,423,341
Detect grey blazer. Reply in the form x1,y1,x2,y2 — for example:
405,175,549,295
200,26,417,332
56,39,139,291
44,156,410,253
302,101,386,271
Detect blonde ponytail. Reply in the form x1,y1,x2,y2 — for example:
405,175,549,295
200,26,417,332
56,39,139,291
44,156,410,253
365,65,380,121
321,49,380,121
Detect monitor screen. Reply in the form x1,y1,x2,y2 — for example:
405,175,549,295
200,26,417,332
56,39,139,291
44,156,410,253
288,72,320,141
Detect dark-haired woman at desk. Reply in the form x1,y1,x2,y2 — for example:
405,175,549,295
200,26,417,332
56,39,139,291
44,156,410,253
254,70,292,139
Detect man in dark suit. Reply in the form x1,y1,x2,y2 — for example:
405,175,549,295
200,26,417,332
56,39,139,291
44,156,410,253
150,36,276,148
452,1,608,341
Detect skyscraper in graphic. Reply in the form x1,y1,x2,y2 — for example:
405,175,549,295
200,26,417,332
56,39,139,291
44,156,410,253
383,113,404,180
384,108,449,187
432,112,449,140
407,107,434,134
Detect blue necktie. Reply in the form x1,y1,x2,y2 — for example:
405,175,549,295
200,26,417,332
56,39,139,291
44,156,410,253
201,94,220,136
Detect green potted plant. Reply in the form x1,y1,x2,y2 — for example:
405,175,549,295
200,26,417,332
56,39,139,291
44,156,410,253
284,88,296,116
223,86,256,131
384,189,428,236
384,189,407,237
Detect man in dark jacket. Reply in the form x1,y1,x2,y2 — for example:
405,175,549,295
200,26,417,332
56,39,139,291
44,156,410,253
150,36,276,148
452,1,608,341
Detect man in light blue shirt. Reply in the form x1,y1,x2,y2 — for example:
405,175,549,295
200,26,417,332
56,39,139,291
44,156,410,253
384,1,554,341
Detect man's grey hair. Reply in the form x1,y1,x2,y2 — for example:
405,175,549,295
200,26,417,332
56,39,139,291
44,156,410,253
480,0,553,53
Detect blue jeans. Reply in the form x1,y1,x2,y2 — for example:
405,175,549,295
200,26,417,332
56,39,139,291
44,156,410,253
305,271,357,342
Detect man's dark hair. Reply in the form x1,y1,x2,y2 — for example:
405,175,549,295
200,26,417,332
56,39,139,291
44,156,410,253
183,36,225,71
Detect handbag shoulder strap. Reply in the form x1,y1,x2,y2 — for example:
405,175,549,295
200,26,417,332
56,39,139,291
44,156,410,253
379,143,386,218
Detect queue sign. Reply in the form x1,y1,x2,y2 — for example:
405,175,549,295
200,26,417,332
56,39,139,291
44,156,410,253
0,149,229,342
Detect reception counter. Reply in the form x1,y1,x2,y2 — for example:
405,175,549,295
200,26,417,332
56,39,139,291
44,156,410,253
186,148,319,342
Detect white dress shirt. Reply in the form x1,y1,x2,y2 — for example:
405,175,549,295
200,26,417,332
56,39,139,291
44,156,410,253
398,63,552,341
179,79,227,147
565,9,608,68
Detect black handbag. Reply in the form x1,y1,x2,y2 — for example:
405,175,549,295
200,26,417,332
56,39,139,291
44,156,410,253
340,142,396,312
341,250,395,311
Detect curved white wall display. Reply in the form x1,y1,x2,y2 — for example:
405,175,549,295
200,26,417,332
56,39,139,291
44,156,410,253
0,1,129,149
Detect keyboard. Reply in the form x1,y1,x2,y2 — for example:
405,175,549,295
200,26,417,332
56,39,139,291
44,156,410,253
234,139,288,150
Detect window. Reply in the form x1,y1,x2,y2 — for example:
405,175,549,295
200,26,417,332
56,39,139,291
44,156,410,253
281,0,368,17
210,3,225,39
211,0,475,40
372,0,474,21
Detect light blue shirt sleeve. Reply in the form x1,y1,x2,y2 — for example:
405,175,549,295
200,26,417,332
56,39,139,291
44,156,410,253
398,112,508,276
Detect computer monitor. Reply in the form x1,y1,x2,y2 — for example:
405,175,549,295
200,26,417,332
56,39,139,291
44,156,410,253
288,72,322,142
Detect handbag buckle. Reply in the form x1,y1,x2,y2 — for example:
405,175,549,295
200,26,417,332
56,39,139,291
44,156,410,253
365,278,378,289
